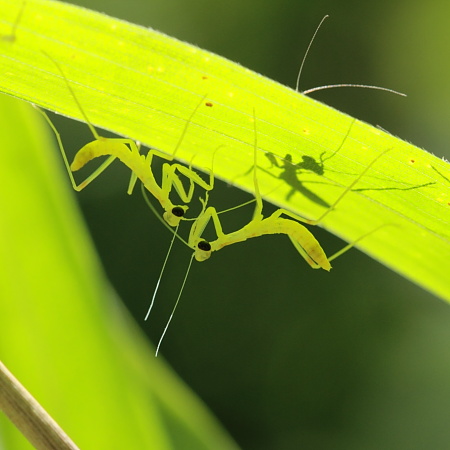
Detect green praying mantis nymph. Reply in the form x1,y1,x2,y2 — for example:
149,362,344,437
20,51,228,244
189,119,389,267
39,52,216,226
145,112,391,355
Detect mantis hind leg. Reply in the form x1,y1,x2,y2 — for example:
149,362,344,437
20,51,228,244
326,224,391,263
73,155,117,191
288,220,390,269
36,106,118,192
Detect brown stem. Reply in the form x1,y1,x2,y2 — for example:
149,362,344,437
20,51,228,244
0,360,80,450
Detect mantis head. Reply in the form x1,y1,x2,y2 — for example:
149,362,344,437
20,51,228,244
193,240,212,262
163,205,188,227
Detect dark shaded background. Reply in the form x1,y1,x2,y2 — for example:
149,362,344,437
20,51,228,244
52,1,450,449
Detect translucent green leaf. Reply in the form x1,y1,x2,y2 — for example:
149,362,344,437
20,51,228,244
0,0,448,301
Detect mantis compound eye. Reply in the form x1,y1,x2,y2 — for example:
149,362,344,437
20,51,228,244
197,240,211,252
172,206,185,218
194,240,212,262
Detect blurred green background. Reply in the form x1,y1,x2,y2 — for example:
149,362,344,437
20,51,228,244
26,0,450,449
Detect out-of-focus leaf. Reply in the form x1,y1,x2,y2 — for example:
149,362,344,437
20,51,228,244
0,94,238,449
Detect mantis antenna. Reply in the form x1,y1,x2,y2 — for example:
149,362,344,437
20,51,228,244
155,254,195,356
139,182,195,356
144,224,180,322
295,15,406,98
295,15,329,92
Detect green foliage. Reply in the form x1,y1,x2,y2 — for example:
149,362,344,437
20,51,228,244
1,1,450,448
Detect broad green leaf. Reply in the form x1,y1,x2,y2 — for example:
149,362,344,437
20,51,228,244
0,0,448,301
0,93,238,448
